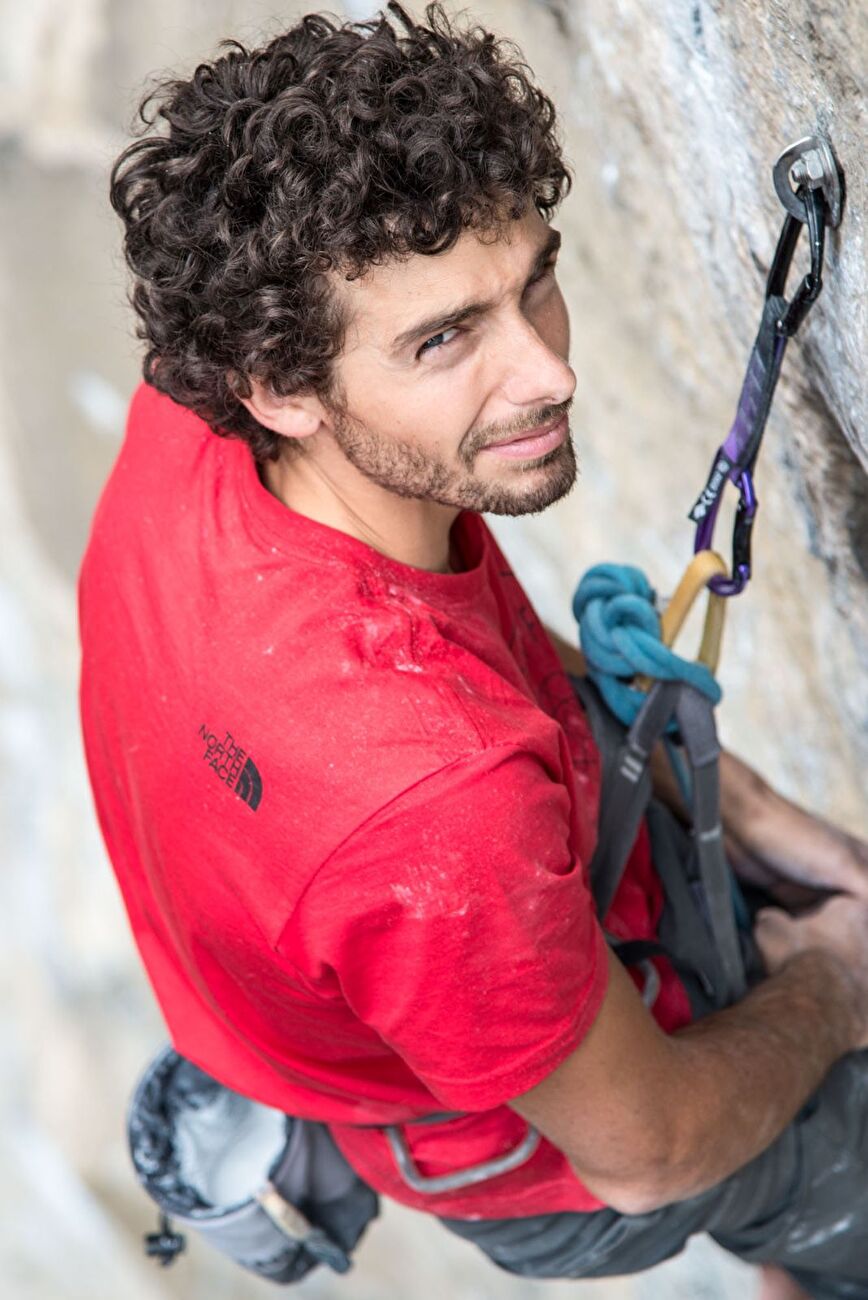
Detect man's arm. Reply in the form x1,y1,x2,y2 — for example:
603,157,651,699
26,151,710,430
534,622,868,1212
716,751,868,903
510,905,868,1214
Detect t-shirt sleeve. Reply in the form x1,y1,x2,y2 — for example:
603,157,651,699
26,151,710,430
278,746,609,1112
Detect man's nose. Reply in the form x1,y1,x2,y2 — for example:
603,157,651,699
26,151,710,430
497,316,576,410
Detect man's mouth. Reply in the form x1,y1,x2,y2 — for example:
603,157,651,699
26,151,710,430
478,413,569,461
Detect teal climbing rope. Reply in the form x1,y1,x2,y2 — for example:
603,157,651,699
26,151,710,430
572,564,723,727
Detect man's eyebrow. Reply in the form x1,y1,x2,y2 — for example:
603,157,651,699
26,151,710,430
389,227,562,355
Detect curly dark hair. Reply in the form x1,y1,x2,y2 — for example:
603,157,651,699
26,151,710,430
110,2,571,461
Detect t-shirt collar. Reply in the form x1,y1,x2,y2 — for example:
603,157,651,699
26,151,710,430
232,439,489,600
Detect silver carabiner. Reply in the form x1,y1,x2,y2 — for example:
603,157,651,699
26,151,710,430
384,1121,540,1194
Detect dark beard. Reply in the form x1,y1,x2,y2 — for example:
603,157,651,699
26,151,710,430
330,408,579,517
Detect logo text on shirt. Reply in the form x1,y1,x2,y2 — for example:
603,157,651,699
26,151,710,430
198,724,263,811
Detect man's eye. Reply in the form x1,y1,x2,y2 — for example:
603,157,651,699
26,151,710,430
527,261,557,291
418,326,460,357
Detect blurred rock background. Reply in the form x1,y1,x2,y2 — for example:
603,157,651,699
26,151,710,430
1,0,864,1296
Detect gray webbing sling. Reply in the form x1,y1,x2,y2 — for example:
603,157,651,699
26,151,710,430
573,674,747,1008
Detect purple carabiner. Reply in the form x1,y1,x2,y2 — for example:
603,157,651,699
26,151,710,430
693,466,758,596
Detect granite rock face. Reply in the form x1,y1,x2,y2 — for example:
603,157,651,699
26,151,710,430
1,1,865,1297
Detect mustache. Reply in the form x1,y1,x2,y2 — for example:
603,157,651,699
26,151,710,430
465,398,573,457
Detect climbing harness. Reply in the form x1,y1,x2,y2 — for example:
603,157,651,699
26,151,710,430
689,135,844,597
125,137,846,1283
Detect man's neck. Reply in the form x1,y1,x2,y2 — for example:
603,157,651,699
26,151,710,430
258,450,461,575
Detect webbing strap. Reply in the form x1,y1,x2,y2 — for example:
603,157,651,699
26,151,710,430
674,688,746,1003
644,800,729,1010
589,680,680,920
255,1184,352,1273
699,295,787,496
570,675,625,788
574,676,746,1007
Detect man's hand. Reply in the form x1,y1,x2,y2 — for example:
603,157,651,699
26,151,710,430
755,895,868,1049
719,751,868,908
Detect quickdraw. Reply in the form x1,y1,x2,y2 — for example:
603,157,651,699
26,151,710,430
574,137,848,1014
689,134,845,597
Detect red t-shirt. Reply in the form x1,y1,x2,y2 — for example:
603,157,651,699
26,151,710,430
79,383,691,1219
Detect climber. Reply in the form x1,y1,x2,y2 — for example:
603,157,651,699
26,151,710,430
80,6,868,1299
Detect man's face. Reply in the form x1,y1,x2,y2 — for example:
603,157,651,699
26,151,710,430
325,207,577,516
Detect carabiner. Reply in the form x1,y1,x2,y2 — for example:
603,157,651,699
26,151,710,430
693,468,757,597
771,186,826,337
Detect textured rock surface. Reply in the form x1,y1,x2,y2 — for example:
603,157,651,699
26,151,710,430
1,0,865,1296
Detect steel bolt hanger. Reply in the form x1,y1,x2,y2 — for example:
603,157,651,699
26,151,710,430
773,135,844,229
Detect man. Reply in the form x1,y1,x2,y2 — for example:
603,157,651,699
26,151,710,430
80,5,868,1297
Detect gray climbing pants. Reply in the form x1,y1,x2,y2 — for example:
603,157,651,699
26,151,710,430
440,1050,868,1299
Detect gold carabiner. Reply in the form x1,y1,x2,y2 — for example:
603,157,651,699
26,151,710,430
635,550,728,692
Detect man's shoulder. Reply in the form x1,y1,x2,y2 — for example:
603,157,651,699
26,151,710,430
80,382,218,582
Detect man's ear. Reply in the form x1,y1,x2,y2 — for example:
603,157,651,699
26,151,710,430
232,375,329,441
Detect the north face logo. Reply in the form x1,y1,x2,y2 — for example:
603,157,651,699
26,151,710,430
198,724,263,811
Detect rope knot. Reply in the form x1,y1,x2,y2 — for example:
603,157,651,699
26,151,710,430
572,563,722,725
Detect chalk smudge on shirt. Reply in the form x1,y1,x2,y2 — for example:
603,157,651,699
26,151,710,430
391,879,470,920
